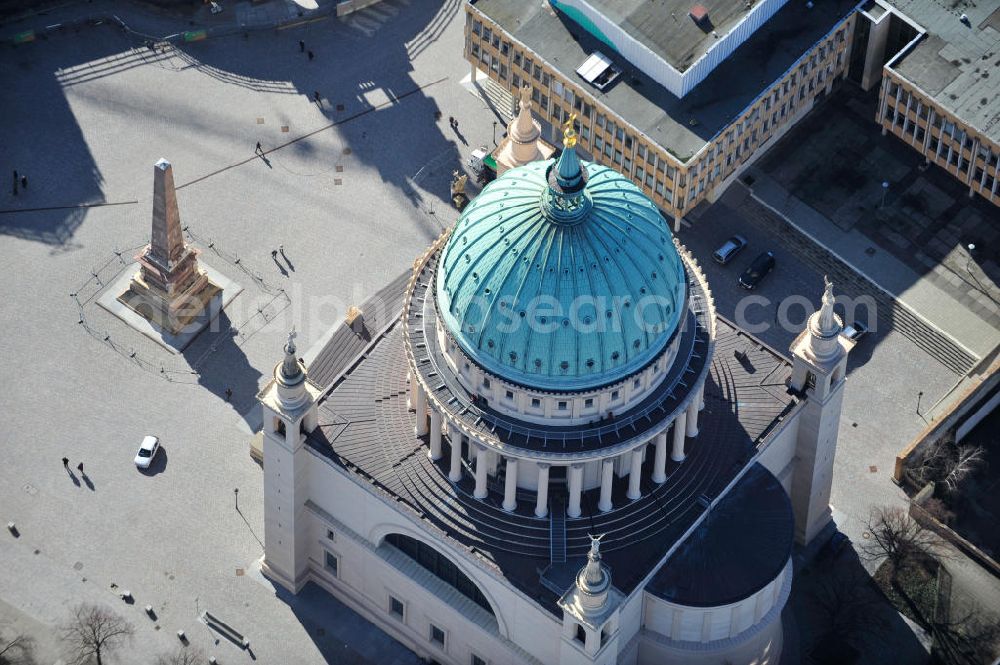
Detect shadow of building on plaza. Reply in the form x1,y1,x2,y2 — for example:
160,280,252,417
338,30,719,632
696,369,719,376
169,0,464,233
275,582,422,665
183,310,262,428
784,543,929,665
1,0,462,247
0,21,129,247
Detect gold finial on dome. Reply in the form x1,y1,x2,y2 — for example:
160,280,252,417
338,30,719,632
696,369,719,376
562,113,578,148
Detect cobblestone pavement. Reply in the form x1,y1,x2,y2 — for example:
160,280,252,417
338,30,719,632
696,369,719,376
0,0,492,662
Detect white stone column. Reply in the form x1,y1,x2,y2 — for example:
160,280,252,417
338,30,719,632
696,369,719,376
598,458,614,512
449,434,463,482
627,447,643,500
535,464,550,518
502,458,518,512
567,464,583,518
428,409,443,460
672,412,687,463
474,446,489,499
415,385,428,437
407,371,416,410
652,432,668,484
686,398,699,438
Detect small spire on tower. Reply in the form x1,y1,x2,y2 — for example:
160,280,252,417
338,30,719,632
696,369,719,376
555,113,584,190
817,275,836,333
582,533,605,588
513,84,537,142
280,329,303,383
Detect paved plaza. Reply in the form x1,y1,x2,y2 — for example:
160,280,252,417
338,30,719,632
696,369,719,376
0,0,489,662
0,1,994,663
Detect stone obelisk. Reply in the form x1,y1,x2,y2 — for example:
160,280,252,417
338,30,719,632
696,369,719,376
118,159,220,334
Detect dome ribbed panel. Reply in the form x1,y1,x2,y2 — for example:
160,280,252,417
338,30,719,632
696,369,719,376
437,160,687,391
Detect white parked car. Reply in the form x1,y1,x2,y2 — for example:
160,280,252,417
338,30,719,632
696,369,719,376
135,435,160,469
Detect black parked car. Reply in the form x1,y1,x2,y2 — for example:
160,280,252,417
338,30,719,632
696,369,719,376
738,251,775,290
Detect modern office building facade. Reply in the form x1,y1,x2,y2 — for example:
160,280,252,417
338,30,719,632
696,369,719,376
464,0,859,229
871,0,1000,206
465,0,1000,224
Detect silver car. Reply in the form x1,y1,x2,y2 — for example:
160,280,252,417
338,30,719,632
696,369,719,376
712,235,748,265
842,321,869,342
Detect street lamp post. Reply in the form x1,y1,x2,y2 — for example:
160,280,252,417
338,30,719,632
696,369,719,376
916,391,923,416
881,181,889,208
234,487,239,511
492,120,498,147
966,243,976,276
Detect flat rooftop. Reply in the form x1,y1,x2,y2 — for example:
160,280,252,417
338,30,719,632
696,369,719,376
885,0,1000,144
576,0,755,72
472,0,858,160
305,273,795,614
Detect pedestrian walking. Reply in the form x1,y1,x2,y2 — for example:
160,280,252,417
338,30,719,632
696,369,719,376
271,249,278,260
62,457,69,467
307,50,315,61
279,244,284,254
255,141,263,155
448,116,454,127
299,40,305,53
225,387,233,401
313,90,321,104
77,462,84,473
453,118,459,130
20,175,27,190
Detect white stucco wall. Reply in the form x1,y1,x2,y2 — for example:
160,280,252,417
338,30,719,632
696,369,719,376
295,450,563,665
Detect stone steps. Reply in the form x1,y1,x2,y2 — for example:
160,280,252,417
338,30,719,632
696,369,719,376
474,73,514,123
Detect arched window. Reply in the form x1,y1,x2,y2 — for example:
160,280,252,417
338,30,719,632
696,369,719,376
384,533,495,617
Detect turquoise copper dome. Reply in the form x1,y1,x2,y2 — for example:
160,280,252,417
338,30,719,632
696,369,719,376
436,144,687,391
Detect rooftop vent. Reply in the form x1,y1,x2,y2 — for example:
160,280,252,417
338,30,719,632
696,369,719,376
688,4,713,32
576,51,622,91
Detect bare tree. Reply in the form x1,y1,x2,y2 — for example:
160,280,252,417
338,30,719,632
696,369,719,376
0,632,34,665
155,648,205,665
934,608,1000,665
859,506,939,580
59,604,134,665
941,445,985,495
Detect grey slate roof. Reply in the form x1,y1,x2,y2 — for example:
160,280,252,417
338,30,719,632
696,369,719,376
304,273,796,614
472,0,858,160
885,0,1000,144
